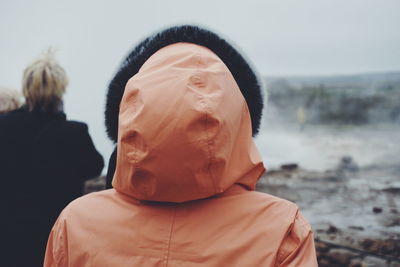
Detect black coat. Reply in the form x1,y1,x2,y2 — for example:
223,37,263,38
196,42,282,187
0,107,104,267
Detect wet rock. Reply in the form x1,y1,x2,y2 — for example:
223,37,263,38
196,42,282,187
383,187,400,193
337,156,359,173
328,248,358,265
348,226,364,231
380,239,400,256
363,256,388,267
359,238,379,252
373,207,383,213
357,238,400,258
315,241,330,253
327,225,339,234
349,258,366,267
389,261,400,267
317,258,332,267
280,163,298,171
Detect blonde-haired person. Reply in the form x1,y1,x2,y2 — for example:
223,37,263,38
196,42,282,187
0,50,104,267
0,87,23,114
22,49,68,113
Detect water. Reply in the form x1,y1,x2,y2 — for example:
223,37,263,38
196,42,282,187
255,123,400,171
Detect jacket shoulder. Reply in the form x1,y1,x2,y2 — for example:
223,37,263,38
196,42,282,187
0,111,23,124
49,120,90,139
243,191,316,265
213,187,303,231
62,120,88,131
250,190,297,204
243,190,299,213
60,190,125,218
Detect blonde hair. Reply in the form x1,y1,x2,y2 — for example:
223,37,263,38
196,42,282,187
0,88,23,114
22,49,68,113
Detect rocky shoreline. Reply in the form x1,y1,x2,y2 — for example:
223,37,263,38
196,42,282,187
258,160,400,267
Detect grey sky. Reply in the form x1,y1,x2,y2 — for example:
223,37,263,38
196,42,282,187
1,0,399,164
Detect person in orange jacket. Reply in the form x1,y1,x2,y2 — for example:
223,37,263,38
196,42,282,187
44,25,318,267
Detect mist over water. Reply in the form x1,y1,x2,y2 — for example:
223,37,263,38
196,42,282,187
256,123,400,171
258,72,400,171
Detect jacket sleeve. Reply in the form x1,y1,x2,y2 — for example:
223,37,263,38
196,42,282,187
71,123,104,180
105,146,117,189
44,212,69,267
276,210,318,267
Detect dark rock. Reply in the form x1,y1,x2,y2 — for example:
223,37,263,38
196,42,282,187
318,257,344,267
357,237,400,257
338,156,359,173
383,187,400,193
327,225,339,234
315,241,330,253
280,163,298,171
359,238,375,250
381,239,399,256
349,258,365,267
328,248,357,265
317,258,331,267
349,226,364,231
373,207,383,213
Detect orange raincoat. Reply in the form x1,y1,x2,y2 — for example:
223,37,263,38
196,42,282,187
44,43,317,267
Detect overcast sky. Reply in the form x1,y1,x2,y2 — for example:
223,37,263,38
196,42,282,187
1,0,399,165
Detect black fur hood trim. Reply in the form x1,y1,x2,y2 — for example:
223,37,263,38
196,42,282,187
105,25,263,143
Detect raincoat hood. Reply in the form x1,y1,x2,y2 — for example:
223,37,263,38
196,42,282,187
105,25,264,143
112,43,265,202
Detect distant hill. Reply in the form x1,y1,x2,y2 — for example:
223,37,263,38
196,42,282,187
263,72,400,124
265,71,400,93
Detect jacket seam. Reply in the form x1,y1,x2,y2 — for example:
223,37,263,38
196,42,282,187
275,207,299,265
194,51,218,193
164,207,177,267
204,112,218,193
132,96,148,197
